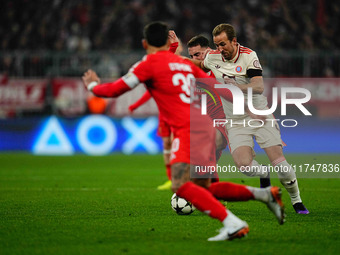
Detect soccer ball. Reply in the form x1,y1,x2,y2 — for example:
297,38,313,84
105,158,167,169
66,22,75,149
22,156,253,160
171,193,196,215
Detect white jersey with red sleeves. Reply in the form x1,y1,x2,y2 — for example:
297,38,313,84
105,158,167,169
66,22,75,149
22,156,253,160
203,44,268,119
122,50,210,129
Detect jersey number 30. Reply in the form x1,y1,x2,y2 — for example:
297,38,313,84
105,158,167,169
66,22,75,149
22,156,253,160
172,73,194,104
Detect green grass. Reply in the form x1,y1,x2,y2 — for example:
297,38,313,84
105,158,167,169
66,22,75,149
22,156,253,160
0,153,340,255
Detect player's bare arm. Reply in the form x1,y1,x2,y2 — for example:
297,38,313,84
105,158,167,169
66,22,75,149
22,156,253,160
184,57,211,72
224,76,264,94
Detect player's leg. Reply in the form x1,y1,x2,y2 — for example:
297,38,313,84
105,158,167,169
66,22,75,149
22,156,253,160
232,145,270,186
227,127,271,187
212,129,227,182
171,163,249,241
215,128,227,160
209,129,284,223
264,145,309,214
207,181,285,224
191,172,284,226
157,135,172,190
157,118,172,190
186,110,249,241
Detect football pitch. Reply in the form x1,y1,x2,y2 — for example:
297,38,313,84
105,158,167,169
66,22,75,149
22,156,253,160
1,153,339,255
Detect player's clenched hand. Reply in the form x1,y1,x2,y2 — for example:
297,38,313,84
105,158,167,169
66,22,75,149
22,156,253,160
82,69,101,89
168,30,179,44
223,77,237,86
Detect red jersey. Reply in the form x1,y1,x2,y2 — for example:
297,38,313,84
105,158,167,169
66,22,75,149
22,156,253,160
123,51,212,129
91,50,232,165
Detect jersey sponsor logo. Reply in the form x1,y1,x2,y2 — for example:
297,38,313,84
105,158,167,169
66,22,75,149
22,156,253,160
33,116,74,155
235,66,242,73
253,60,262,69
214,64,221,69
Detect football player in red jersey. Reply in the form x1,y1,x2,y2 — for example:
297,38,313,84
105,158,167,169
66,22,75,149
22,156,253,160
187,35,228,165
82,21,285,241
128,30,180,191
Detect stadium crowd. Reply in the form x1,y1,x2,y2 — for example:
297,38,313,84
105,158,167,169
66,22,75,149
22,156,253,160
1,0,339,52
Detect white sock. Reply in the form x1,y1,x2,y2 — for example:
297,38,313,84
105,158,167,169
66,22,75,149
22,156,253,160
246,186,270,203
239,160,269,178
273,159,302,205
223,210,244,228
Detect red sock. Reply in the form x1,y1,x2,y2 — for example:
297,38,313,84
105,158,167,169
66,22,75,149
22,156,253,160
177,182,227,222
209,182,255,201
166,164,171,180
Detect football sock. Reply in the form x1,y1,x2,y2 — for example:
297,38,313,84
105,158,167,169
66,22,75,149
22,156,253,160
239,160,269,178
166,164,171,180
177,182,228,222
272,157,302,205
222,209,245,228
246,186,270,203
208,182,254,201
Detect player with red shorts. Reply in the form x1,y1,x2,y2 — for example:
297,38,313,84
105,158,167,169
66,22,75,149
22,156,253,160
187,35,228,164
128,32,179,189
82,21,285,241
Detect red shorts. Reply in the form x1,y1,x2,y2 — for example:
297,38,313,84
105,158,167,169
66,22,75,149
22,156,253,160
170,109,216,170
157,115,171,137
169,127,190,164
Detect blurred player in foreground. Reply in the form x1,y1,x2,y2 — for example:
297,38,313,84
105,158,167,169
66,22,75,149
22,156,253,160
128,30,181,191
82,21,285,241
195,23,308,214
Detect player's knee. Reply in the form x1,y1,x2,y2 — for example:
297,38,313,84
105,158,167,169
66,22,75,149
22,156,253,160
232,146,253,169
171,184,178,193
235,157,252,169
162,137,172,150
171,179,182,193
171,163,190,193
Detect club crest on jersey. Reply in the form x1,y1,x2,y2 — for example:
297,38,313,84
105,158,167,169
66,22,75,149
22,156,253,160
253,60,262,69
235,66,242,73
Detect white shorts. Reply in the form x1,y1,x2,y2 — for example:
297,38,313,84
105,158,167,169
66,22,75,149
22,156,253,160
226,116,283,154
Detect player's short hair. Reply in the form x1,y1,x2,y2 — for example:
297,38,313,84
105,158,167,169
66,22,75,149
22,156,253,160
212,24,236,41
143,21,169,47
187,35,210,48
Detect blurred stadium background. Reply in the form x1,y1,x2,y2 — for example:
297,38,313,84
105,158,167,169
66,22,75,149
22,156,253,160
0,0,339,155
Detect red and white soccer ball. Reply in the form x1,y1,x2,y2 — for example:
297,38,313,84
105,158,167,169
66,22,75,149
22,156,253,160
171,193,196,215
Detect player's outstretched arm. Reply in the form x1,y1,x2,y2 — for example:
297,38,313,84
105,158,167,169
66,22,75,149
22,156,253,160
224,76,264,94
128,90,152,113
184,56,211,73
82,69,132,98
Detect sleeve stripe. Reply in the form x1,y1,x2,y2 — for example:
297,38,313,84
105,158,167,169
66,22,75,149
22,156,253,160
122,72,140,89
